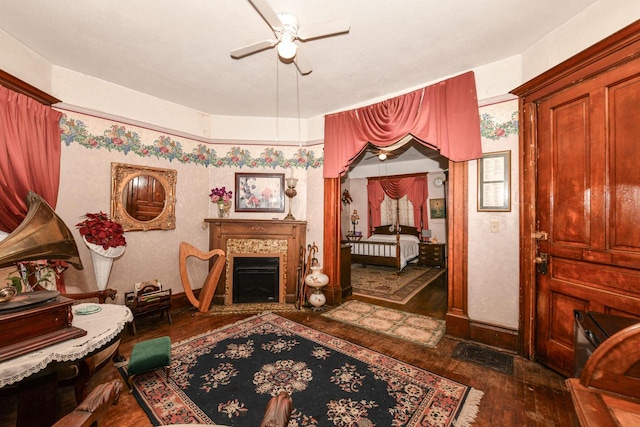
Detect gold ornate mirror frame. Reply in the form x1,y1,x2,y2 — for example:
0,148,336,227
111,162,177,231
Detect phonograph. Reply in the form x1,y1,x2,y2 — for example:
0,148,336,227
0,192,86,362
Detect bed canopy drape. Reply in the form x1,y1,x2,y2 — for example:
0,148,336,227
323,71,482,178
367,176,428,234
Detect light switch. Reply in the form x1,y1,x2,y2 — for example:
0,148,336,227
490,220,499,233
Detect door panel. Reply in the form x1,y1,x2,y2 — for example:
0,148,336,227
610,75,640,251
535,57,640,376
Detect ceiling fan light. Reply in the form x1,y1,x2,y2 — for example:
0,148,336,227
378,153,387,161
277,38,297,59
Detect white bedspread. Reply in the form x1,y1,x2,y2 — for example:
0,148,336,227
350,234,420,270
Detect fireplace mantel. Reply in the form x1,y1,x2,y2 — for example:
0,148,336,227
205,219,307,305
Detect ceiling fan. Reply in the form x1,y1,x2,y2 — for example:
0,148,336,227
230,0,350,75
364,149,399,162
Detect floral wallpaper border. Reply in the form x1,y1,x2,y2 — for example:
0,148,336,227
480,111,518,140
59,108,518,168
59,114,323,170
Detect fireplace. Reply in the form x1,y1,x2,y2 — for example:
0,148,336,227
232,256,279,303
205,219,307,305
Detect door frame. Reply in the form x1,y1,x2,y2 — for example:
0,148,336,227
512,21,640,360
322,159,472,339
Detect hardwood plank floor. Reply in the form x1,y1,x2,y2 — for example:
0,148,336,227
2,269,574,426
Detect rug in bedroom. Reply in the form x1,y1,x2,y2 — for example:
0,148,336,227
322,300,447,348
351,264,445,304
121,312,482,426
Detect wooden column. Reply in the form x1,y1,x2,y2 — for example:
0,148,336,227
445,160,470,338
322,177,342,306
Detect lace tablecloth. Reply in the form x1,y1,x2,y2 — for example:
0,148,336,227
0,303,133,388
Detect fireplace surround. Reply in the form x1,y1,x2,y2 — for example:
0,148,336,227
205,219,306,305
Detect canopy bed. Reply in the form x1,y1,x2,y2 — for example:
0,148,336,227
348,173,428,273
350,224,421,273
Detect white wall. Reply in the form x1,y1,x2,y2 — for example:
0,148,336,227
467,100,520,329
426,172,447,245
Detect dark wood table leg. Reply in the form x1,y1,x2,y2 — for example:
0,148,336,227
16,371,57,427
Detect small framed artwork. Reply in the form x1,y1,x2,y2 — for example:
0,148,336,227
429,198,446,219
478,150,511,212
235,173,285,213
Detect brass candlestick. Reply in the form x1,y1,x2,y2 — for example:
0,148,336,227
350,209,360,235
284,177,298,220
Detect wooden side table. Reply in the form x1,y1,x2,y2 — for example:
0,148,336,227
417,243,446,268
125,285,172,335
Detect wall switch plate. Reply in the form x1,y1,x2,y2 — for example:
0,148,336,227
490,220,499,233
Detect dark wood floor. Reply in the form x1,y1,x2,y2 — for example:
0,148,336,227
3,268,574,426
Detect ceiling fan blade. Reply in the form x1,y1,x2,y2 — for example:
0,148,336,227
297,19,350,41
248,0,283,30
293,50,312,75
230,39,278,59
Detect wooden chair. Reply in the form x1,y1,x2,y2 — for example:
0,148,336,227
178,242,226,313
260,391,293,427
52,379,123,427
566,322,640,426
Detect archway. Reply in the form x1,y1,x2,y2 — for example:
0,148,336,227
322,158,471,338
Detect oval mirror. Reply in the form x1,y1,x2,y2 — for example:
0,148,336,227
111,162,177,231
123,174,166,222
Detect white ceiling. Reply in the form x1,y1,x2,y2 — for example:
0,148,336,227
0,0,597,121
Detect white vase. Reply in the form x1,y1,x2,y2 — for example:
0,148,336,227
83,237,126,290
305,264,329,309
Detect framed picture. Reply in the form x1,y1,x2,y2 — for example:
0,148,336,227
429,198,446,219
478,150,511,212
235,173,285,213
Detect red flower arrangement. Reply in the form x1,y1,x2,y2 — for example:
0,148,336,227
76,212,126,250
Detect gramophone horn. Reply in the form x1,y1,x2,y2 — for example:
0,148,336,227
0,192,83,269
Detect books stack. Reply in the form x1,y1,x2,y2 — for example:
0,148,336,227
138,289,170,303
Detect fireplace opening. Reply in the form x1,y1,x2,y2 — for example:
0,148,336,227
232,257,279,303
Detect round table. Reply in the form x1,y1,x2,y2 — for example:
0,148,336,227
0,303,133,388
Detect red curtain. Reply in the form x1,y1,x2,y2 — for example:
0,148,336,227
366,181,386,234
367,176,428,233
0,86,62,232
323,71,482,178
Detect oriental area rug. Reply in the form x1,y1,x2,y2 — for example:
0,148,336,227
322,300,447,348
122,312,483,426
351,264,445,304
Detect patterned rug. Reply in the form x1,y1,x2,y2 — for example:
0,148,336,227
122,313,482,426
322,300,446,348
351,264,445,304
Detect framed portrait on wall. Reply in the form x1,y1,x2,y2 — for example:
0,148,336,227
477,150,511,212
429,198,446,219
235,173,285,213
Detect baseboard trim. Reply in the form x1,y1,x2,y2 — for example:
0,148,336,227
469,320,518,352
446,310,470,339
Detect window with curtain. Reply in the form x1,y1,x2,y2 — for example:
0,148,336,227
380,195,414,226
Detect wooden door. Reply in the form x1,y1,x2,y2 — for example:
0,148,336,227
534,56,640,376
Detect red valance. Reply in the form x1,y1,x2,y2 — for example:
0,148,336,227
323,71,482,178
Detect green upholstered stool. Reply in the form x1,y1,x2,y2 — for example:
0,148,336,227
127,336,171,389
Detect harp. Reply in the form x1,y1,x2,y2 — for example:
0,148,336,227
178,242,226,313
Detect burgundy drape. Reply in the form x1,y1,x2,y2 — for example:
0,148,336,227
367,176,428,233
0,86,62,232
324,71,482,178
